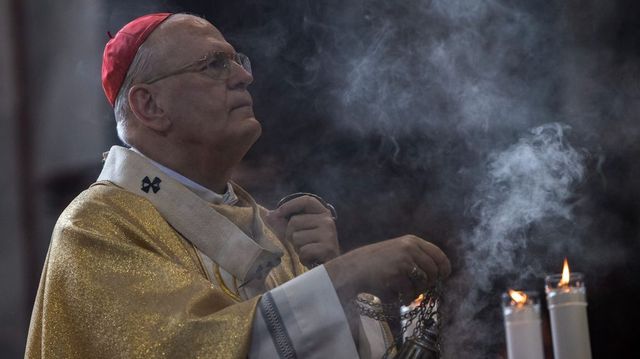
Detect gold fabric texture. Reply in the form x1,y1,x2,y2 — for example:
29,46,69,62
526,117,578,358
25,182,304,358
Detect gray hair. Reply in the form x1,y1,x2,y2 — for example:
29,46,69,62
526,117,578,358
113,41,155,146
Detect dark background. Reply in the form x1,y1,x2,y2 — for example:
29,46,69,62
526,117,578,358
2,0,639,357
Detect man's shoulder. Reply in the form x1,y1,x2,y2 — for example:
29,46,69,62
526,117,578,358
67,180,155,211
56,181,163,232
46,180,204,283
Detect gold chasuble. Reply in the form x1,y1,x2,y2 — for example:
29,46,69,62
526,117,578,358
25,146,307,358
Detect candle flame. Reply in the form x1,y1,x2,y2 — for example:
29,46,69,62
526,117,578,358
508,289,528,305
558,258,571,287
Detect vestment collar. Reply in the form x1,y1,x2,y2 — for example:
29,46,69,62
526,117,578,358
129,147,238,205
97,145,283,283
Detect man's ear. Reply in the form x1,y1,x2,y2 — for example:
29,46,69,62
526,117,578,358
128,84,171,131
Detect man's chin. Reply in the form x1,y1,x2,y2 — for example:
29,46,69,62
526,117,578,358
239,116,262,142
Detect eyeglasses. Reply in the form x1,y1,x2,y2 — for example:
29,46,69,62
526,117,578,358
144,51,252,84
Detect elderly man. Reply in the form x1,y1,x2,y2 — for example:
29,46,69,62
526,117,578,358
26,13,450,358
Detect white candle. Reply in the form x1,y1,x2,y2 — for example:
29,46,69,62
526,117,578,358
502,290,545,359
546,269,592,359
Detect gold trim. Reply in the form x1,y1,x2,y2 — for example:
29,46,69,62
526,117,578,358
215,263,242,302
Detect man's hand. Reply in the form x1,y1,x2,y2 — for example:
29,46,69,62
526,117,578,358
324,235,451,307
265,195,340,267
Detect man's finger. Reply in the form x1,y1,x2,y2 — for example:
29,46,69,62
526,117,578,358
285,213,336,240
414,239,451,278
277,195,330,218
290,229,325,250
298,243,333,266
409,252,439,289
287,213,333,232
265,209,287,227
264,210,288,239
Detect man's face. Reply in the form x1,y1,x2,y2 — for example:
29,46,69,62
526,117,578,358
149,16,261,160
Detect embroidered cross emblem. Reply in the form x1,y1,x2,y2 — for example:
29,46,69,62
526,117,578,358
141,176,161,193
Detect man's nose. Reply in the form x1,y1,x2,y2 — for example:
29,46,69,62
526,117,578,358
227,62,253,89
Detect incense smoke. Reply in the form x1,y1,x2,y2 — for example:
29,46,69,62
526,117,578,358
441,123,586,357
469,123,585,288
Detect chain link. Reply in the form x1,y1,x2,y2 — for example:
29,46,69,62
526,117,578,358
355,282,443,358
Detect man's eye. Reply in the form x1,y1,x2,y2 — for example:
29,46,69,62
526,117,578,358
207,55,228,70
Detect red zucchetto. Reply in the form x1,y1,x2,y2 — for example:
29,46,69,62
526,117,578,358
102,13,172,106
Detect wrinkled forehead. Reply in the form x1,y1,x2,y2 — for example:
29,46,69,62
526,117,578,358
147,14,235,67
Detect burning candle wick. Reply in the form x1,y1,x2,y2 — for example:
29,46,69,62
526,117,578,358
508,289,529,307
558,257,571,287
